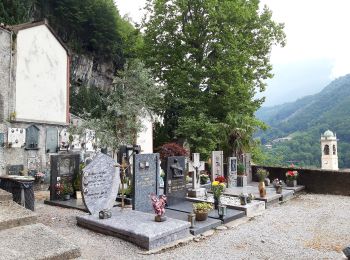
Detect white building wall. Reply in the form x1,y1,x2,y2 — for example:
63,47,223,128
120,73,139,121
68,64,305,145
136,116,153,154
15,25,68,124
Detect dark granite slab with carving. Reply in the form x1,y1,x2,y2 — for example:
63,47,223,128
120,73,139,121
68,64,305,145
132,153,159,213
49,153,80,201
165,156,187,206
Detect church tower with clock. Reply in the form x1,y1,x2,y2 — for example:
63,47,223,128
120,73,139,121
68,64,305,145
321,130,338,170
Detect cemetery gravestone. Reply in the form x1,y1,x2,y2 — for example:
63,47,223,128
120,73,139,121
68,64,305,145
25,125,39,150
50,153,80,200
46,127,58,153
243,153,252,182
8,128,26,148
82,153,120,215
71,135,82,150
132,153,160,212
211,151,224,181
227,157,237,188
188,153,205,197
165,156,187,206
85,129,96,152
59,128,69,150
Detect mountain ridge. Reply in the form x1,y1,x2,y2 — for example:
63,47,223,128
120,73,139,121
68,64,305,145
256,74,350,168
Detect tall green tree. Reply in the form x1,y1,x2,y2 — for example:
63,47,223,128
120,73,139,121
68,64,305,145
0,0,35,24
143,0,285,158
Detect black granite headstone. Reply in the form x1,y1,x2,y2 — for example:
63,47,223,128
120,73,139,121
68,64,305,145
50,153,80,200
132,153,159,213
82,153,120,215
165,156,187,206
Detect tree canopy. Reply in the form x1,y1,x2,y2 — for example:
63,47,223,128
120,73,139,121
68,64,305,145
143,0,285,159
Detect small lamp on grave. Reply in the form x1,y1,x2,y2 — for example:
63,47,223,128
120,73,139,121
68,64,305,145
188,213,196,228
217,204,227,219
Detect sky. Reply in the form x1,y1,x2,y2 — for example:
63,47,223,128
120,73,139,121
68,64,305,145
116,0,350,106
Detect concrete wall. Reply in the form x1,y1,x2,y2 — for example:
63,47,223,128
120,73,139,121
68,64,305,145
0,28,11,129
15,25,68,124
0,28,12,173
252,165,350,196
0,122,66,176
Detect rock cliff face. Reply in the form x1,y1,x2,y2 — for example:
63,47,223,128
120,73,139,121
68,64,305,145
70,54,115,90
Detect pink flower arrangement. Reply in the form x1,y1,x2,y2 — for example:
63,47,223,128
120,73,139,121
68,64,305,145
286,170,298,181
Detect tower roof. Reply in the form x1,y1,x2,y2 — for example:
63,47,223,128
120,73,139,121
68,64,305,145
323,130,335,137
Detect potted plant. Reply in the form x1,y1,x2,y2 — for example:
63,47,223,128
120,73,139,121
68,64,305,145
200,174,209,185
211,179,226,209
193,202,213,221
61,182,73,200
237,163,246,187
256,168,269,197
286,169,298,187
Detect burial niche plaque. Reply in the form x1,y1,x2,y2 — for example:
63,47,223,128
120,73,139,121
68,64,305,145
46,127,58,153
132,153,160,212
82,153,120,215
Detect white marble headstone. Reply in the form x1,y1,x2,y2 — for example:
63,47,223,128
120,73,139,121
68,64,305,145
71,134,82,150
59,128,69,150
8,128,26,148
188,153,205,189
85,129,96,152
211,151,224,181
228,157,237,187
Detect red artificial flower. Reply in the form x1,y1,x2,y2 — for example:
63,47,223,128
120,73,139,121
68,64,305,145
215,176,226,183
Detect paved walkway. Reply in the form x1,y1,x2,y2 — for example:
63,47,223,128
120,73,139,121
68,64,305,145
35,194,349,259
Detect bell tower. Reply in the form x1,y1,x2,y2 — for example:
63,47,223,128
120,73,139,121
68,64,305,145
321,130,338,170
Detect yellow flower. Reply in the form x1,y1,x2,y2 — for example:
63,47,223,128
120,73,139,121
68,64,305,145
212,181,219,186
220,183,225,187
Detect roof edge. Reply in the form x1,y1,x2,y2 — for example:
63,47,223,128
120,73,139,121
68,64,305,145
10,19,71,56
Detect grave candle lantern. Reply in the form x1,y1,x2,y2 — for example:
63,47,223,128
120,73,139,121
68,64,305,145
188,213,196,228
218,204,227,218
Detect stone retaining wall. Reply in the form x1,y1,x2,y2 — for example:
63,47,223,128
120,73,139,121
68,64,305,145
252,165,350,196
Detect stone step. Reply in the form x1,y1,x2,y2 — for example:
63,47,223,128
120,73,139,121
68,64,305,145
0,223,81,260
0,200,37,231
0,189,13,202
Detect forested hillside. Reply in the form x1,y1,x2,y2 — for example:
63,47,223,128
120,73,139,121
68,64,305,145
257,74,350,168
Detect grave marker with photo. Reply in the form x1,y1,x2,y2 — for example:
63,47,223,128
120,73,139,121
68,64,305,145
132,153,160,213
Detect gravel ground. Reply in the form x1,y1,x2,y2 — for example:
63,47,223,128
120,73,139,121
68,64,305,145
35,194,350,260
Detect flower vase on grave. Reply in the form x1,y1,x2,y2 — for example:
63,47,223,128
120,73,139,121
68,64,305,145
214,196,220,209
258,182,266,197
286,179,297,187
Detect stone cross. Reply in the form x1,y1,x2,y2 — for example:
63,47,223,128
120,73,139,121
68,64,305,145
188,153,205,189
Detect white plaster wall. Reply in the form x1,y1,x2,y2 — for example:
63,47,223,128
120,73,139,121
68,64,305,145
136,116,153,154
15,25,68,124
